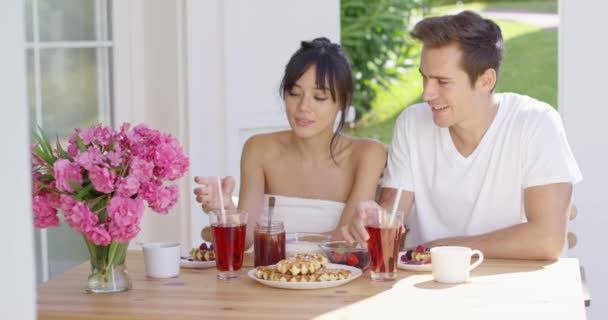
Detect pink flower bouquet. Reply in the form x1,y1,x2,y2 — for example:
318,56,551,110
31,123,188,292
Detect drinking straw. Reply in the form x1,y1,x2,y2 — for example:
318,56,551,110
267,196,276,231
389,188,402,226
216,177,226,216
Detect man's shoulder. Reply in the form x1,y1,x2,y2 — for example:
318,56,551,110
498,92,562,130
396,102,432,125
499,92,557,117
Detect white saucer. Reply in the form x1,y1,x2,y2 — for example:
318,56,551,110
180,258,216,269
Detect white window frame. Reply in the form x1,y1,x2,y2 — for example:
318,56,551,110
28,0,143,282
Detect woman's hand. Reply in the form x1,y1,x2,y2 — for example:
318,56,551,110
193,176,237,213
342,200,406,249
341,200,380,248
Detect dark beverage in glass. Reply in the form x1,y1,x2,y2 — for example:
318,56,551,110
254,221,286,267
209,209,248,280
366,224,401,281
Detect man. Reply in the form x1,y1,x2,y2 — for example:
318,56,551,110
343,11,582,260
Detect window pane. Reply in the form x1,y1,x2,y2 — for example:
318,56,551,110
38,0,111,42
25,0,33,41
40,48,112,139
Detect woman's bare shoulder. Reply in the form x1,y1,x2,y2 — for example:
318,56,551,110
341,135,387,157
243,131,290,158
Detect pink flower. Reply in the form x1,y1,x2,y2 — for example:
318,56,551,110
62,199,98,233
59,194,77,212
89,165,116,193
108,223,140,242
107,196,144,227
129,157,154,182
154,140,189,181
67,133,79,157
31,122,190,242
77,126,114,147
32,195,59,228
74,146,104,170
92,126,114,146
53,159,83,192
116,176,140,197
45,191,61,208
85,226,112,246
144,184,179,214
78,127,96,145
106,148,123,167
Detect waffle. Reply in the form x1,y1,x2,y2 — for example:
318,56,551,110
254,266,351,282
275,253,329,275
189,248,215,261
411,250,431,263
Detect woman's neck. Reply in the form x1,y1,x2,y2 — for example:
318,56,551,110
288,130,338,166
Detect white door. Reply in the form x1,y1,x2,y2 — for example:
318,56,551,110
186,0,341,247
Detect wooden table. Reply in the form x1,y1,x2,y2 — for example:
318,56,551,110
37,252,587,320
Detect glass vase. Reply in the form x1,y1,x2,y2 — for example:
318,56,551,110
84,238,132,293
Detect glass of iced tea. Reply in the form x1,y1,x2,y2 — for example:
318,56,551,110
254,219,285,267
209,209,248,280
364,208,403,281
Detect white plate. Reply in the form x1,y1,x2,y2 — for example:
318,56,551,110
180,258,216,269
247,263,362,290
397,252,432,272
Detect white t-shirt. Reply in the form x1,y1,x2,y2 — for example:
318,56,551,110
382,93,583,248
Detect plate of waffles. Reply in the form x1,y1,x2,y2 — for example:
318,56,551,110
248,253,362,289
397,247,432,272
180,247,216,269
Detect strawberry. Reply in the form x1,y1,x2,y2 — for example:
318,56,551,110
345,253,359,266
415,245,425,253
199,242,208,250
332,252,344,263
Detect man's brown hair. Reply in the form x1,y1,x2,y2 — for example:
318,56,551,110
410,11,504,88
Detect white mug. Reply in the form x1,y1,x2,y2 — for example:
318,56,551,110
430,246,483,284
142,242,181,278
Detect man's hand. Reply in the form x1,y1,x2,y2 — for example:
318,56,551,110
193,176,236,213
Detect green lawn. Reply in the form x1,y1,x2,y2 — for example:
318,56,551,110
347,1,557,143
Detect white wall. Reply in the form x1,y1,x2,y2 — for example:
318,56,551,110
0,1,36,319
559,1,608,318
134,0,191,252
187,0,340,247
113,0,192,254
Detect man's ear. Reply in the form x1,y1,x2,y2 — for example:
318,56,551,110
476,68,497,92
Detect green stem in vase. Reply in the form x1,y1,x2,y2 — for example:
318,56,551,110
85,237,130,284
104,241,119,283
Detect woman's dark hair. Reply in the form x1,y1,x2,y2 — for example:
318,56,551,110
280,37,353,163
410,11,504,89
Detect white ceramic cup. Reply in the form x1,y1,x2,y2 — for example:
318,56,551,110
142,242,181,278
430,246,484,284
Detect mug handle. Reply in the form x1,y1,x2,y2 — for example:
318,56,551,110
468,250,484,271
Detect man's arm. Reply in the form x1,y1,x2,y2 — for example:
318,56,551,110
423,182,572,260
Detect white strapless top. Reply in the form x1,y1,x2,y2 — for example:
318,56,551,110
262,194,345,233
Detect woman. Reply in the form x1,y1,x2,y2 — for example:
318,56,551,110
194,37,386,244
